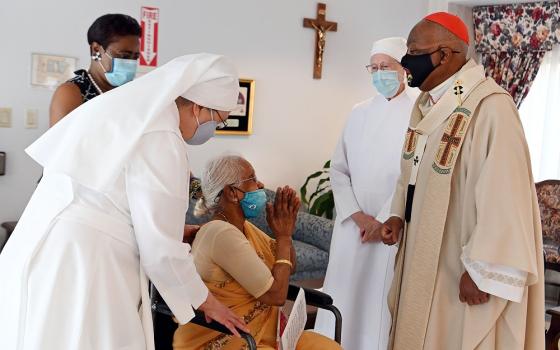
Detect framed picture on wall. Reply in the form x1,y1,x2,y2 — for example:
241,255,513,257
31,53,77,88
217,78,254,136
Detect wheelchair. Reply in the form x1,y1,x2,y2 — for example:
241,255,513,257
151,284,342,350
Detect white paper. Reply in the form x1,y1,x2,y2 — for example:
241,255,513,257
281,288,307,350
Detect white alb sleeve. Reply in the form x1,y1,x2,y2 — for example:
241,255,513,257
461,254,527,303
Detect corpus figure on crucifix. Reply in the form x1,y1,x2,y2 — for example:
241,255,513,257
312,22,336,69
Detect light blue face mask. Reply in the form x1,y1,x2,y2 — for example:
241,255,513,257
102,53,138,87
238,189,267,218
185,109,217,145
372,70,401,99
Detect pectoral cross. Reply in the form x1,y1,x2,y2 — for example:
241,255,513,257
453,80,465,105
303,3,338,79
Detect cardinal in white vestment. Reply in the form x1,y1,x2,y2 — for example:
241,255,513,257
380,13,545,349
0,54,248,350
314,37,419,350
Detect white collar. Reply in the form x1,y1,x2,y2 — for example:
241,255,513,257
429,71,459,104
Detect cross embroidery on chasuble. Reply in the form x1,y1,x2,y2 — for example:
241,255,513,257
403,128,418,160
432,112,470,175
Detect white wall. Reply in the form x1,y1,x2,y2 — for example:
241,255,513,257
429,1,476,59
0,0,428,223
448,3,476,59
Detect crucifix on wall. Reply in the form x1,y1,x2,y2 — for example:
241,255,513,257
303,3,338,79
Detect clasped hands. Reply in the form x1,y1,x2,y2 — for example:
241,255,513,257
351,212,382,243
352,212,401,244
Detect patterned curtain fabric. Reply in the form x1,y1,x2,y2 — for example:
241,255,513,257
473,1,560,107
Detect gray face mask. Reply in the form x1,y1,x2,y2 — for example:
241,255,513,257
185,109,217,145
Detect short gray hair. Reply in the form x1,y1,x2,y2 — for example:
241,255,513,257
194,154,247,216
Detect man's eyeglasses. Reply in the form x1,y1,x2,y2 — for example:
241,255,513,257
365,64,393,74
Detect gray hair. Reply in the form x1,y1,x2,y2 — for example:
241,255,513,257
194,154,247,216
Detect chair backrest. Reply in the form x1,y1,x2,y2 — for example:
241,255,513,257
536,180,560,244
185,188,335,252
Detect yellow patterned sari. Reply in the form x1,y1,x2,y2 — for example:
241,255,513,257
173,221,340,350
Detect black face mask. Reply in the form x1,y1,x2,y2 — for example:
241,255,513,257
400,50,440,88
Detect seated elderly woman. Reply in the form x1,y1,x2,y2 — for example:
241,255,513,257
173,155,341,350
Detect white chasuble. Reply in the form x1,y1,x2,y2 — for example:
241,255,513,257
388,60,545,350
314,88,418,350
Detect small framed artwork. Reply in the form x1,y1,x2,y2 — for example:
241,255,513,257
217,78,255,135
31,53,77,88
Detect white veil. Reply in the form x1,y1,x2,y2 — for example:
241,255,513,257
26,53,239,191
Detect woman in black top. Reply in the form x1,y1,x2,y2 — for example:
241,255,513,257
49,14,141,126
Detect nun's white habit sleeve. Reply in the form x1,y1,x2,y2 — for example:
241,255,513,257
126,131,208,324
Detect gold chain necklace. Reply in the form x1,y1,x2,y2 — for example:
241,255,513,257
217,212,230,223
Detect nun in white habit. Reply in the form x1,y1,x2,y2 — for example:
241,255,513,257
0,54,248,350
314,38,419,350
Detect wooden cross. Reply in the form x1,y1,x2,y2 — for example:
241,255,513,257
440,115,464,165
303,3,338,79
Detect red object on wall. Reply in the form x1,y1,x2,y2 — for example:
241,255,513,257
139,6,159,67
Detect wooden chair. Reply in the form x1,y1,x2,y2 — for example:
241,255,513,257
538,180,560,350
547,307,560,350
536,180,560,302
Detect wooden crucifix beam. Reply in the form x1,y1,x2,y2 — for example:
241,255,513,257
303,3,338,79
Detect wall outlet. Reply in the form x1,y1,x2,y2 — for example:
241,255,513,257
25,108,39,129
0,108,12,128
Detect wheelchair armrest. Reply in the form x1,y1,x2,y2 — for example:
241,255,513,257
286,284,342,344
287,284,333,308
190,310,233,334
151,297,256,348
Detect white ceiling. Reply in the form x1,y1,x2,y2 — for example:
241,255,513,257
449,0,542,6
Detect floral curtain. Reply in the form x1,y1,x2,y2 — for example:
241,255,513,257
473,1,560,107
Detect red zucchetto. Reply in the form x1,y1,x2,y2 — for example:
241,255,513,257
424,12,470,45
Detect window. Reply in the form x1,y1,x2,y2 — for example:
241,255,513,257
519,46,560,181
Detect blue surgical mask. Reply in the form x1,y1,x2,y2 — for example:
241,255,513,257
101,53,138,87
239,189,267,218
185,109,217,145
372,70,401,98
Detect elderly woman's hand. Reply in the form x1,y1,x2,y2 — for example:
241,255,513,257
266,186,300,240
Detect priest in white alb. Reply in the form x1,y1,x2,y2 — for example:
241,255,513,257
314,37,419,350
0,54,249,350
379,12,545,349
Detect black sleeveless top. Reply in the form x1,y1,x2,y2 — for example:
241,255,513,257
68,69,101,103
36,70,101,183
